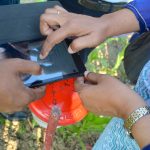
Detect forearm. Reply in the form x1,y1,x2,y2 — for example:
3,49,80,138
132,115,150,149
122,93,150,149
100,8,140,38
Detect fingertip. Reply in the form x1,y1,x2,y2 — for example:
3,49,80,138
39,53,46,60
75,77,85,92
84,71,91,78
68,46,75,54
39,51,49,60
33,63,42,75
27,60,42,75
76,77,84,84
84,72,99,84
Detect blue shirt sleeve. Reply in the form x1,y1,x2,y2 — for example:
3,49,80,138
142,144,150,150
125,0,150,33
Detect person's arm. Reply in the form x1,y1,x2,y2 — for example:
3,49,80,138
75,72,150,149
39,5,140,59
125,0,150,33
97,8,140,39
39,0,150,59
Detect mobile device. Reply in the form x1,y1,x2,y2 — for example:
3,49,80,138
0,41,86,87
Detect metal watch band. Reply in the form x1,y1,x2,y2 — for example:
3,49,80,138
124,106,150,137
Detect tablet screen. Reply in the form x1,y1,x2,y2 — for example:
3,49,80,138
0,41,85,87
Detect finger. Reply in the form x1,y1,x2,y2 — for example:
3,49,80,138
40,14,53,36
84,71,100,84
15,59,42,75
40,20,53,36
40,25,73,59
75,77,85,92
25,86,46,104
68,34,99,54
40,13,61,36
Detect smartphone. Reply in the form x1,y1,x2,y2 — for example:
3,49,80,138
0,41,86,87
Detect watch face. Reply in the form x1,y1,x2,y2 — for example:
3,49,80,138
1,41,85,87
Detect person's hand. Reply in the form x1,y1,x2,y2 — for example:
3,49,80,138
40,5,108,59
40,6,139,59
75,72,145,119
0,59,45,113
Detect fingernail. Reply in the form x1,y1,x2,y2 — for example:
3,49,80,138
68,46,75,54
84,71,90,78
39,54,44,59
39,51,48,60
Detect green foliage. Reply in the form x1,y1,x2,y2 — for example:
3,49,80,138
17,121,27,135
86,36,129,80
21,0,46,3
0,116,5,125
57,113,111,149
31,118,39,128
58,113,110,136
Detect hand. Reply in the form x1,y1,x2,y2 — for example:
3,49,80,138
75,72,145,119
40,6,139,59
0,59,45,113
40,5,108,59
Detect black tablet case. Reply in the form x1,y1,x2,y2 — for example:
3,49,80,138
0,1,60,44
0,2,86,87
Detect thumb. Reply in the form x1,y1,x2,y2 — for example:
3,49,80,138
84,71,100,84
15,59,42,75
25,86,46,104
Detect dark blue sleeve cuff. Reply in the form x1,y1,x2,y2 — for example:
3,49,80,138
142,144,150,150
125,0,150,33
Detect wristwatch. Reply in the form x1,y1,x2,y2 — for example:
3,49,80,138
124,106,150,138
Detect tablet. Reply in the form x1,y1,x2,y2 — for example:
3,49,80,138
0,41,86,87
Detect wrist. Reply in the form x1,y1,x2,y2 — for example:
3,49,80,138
121,91,146,120
97,14,112,40
98,9,140,39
